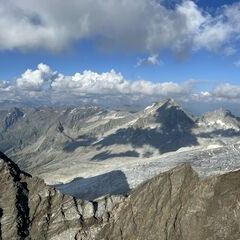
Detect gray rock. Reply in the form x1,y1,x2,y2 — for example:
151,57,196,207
0,151,123,240
1,150,240,239
97,164,240,240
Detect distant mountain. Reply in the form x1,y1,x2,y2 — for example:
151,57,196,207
198,108,240,131
0,98,240,197
131,99,195,129
96,99,197,154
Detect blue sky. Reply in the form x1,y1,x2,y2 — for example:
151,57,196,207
1,40,239,90
1,39,239,84
1,0,240,107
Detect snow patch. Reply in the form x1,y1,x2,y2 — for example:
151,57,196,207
144,103,156,111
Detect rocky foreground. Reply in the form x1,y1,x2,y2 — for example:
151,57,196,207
0,150,240,239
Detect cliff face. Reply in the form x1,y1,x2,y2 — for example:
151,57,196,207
97,164,240,240
1,150,240,240
0,151,124,240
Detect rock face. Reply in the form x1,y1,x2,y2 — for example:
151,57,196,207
198,108,240,131
1,151,240,239
97,164,240,240
0,151,124,240
4,107,24,130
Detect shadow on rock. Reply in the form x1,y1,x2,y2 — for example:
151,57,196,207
91,150,139,161
95,127,198,154
63,135,97,152
55,170,130,200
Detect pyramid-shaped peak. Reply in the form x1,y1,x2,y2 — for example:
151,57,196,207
142,99,194,130
160,98,181,108
145,98,181,111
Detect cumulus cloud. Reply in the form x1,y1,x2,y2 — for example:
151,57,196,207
2,63,240,106
1,63,195,104
213,83,240,99
51,68,190,97
16,63,56,91
0,0,240,55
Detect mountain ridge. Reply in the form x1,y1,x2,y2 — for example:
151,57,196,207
0,99,240,200
1,151,240,239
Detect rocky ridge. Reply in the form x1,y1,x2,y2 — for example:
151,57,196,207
1,151,240,239
0,151,125,240
97,164,240,240
1,99,240,202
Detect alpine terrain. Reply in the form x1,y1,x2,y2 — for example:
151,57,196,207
1,151,240,239
1,99,240,200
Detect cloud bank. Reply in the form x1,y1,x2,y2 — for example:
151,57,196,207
1,63,240,107
0,0,240,55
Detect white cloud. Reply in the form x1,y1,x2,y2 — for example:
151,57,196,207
51,68,190,97
16,63,56,91
213,83,240,99
136,54,162,67
51,70,129,94
0,1,240,55
2,63,240,106
2,63,194,104
0,80,10,89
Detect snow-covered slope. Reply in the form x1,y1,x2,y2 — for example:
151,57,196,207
1,99,240,199
197,108,240,131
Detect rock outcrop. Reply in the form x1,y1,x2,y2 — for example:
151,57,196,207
0,151,125,240
4,107,24,130
97,164,240,240
1,150,240,239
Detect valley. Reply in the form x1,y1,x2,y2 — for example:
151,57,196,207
1,99,240,200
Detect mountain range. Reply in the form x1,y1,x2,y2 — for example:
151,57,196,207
1,99,240,200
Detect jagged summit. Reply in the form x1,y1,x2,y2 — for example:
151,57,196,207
203,108,236,119
0,152,125,239
0,150,31,178
199,107,240,130
144,98,180,111
2,152,240,239
161,98,180,107
141,98,195,130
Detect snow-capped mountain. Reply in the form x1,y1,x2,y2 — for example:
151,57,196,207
133,98,195,129
0,99,240,200
198,108,240,131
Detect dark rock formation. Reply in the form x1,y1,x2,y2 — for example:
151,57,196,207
1,150,240,239
56,121,64,133
0,151,124,240
4,108,24,130
97,164,240,240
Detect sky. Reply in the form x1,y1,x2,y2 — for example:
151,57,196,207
1,0,240,110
